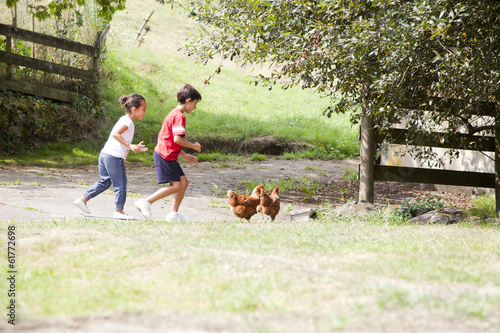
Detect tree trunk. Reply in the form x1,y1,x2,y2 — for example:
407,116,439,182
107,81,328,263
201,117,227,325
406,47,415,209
359,100,375,203
495,114,500,216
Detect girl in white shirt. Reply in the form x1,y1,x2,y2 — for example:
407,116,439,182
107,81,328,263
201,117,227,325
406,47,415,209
74,94,148,220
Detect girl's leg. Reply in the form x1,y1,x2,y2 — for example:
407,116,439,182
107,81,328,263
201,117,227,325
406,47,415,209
83,153,112,201
171,176,189,213
103,155,127,212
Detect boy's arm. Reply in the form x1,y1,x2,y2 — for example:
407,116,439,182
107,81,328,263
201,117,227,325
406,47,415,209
175,135,201,165
179,149,198,164
174,135,201,152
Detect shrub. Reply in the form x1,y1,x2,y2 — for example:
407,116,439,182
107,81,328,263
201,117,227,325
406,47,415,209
466,195,496,219
250,153,266,161
398,195,444,219
0,92,104,155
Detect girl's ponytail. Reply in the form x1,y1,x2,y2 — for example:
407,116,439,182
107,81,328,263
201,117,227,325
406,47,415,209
119,94,146,113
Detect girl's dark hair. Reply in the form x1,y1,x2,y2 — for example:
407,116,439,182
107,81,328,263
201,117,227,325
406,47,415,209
120,93,146,113
177,84,202,104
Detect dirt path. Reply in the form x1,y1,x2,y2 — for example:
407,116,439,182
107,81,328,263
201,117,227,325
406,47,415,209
0,159,360,222
0,158,475,223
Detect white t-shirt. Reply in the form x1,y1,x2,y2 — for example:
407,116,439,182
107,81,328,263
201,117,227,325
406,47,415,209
101,115,135,159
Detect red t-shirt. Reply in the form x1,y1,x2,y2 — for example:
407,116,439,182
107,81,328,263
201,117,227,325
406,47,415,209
155,108,186,160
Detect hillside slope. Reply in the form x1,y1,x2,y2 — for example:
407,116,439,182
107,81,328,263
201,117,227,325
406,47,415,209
102,0,359,157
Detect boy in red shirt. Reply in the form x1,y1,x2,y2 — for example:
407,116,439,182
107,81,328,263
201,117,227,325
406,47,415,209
135,84,201,221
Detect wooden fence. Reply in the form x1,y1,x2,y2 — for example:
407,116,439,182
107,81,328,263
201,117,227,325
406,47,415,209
0,23,110,102
359,97,500,214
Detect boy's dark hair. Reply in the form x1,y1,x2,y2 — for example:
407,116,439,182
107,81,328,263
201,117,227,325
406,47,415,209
120,93,146,113
177,84,202,104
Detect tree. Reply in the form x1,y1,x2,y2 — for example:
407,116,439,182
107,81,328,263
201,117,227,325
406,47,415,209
182,0,499,129
6,0,125,22
175,0,500,202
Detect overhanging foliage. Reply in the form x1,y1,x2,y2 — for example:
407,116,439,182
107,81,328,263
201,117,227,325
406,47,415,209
6,0,125,21
171,0,500,163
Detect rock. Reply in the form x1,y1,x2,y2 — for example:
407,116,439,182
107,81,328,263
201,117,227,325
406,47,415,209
485,217,500,224
407,207,464,225
237,135,288,155
289,208,318,221
334,201,378,217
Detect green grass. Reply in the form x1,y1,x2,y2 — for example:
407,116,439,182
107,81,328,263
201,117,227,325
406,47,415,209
239,176,324,193
101,42,358,155
0,0,359,167
466,195,496,219
197,152,247,163
0,141,155,167
250,153,267,161
2,217,499,331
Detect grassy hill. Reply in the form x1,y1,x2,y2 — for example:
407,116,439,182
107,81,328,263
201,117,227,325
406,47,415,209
0,0,359,166
103,0,359,159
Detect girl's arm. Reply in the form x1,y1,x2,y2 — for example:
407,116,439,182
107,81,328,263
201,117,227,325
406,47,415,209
111,125,148,152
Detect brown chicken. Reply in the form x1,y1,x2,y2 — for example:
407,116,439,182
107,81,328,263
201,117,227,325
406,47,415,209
257,185,280,221
227,184,265,221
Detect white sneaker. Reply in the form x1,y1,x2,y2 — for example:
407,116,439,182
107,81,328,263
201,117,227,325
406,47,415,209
134,199,152,219
74,198,91,214
166,212,186,222
113,212,136,220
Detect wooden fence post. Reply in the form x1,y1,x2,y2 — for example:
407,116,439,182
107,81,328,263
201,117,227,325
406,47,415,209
91,24,110,83
133,10,154,46
6,4,16,78
495,113,500,216
91,30,100,82
5,36,12,78
31,14,35,58
359,99,375,203
12,3,17,53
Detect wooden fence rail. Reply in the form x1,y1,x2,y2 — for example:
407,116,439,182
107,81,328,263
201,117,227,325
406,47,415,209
0,23,109,102
359,97,500,214
375,128,495,152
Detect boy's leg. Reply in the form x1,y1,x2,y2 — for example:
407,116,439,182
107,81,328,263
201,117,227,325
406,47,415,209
136,184,179,220
171,176,189,213
146,181,182,204
147,156,188,205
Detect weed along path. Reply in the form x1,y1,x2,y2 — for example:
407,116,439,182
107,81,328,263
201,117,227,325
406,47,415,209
0,159,358,222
